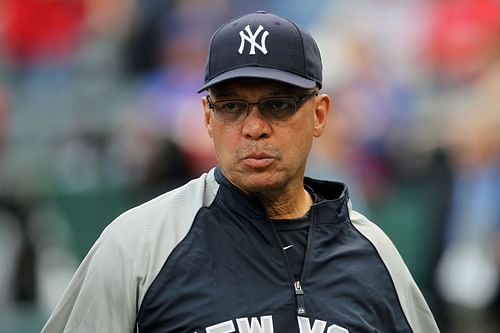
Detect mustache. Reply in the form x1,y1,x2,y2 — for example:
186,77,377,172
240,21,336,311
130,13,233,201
236,142,283,161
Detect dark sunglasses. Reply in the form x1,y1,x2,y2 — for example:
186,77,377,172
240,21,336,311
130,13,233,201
206,92,318,123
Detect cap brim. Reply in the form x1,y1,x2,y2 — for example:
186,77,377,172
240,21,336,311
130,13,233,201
197,67,317,93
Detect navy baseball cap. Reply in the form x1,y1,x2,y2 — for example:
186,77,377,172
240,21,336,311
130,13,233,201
197,11,322,93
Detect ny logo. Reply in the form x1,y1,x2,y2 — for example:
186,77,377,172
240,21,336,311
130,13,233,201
238,25,269,55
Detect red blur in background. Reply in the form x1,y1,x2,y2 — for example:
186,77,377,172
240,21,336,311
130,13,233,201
2,0,86,64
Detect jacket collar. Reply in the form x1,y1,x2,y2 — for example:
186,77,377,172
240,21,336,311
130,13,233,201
213,166,351,224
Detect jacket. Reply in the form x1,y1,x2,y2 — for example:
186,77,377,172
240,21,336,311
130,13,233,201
41,167,439,333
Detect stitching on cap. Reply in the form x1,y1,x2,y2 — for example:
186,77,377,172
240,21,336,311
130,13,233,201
207,14,247,79
281,16,307,78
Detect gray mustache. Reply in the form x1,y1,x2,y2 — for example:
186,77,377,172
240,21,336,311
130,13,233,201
236,142,283,161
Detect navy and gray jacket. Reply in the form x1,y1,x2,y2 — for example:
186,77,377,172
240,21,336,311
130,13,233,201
41,167,439,333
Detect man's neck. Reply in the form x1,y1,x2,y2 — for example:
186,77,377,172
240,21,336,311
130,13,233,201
256,187,313,220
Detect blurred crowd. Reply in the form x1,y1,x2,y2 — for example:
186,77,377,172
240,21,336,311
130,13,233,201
0,0,499,332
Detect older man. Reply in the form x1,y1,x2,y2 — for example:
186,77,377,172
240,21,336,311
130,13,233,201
41,11,439,333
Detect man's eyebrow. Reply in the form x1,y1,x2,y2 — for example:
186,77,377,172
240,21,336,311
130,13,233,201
266,89,292,96
211,90,239,99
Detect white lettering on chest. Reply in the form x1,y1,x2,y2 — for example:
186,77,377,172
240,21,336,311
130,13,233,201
297,316,327,333
326,325,349,333
296,317,349,333
204,316,349,333
236,315,274,333
206,320,235,333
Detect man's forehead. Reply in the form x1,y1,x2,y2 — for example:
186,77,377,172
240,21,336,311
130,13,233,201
209,78,305,97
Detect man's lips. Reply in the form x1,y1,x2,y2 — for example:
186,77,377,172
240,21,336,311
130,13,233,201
244,152,275,160
235,143,283,169
240,152,276,168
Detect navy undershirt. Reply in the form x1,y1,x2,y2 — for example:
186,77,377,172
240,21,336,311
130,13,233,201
273,214,310,281
271,188,320,281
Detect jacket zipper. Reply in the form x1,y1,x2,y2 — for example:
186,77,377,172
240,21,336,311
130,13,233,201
295,204,315,317
267,206,314,317
294,280,306,315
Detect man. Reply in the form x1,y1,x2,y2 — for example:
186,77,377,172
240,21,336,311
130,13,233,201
41,11,439,332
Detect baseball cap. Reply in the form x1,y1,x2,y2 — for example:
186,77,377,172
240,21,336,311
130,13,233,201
197,11,322,93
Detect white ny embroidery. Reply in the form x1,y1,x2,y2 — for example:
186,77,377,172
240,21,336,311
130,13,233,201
238,25,269,55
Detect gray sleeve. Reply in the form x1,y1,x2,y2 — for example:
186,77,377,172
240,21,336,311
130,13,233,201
40,227,138,333
40,169,219,333
349,204,440,333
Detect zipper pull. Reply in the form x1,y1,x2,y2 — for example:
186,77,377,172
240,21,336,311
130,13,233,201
294,281,306,315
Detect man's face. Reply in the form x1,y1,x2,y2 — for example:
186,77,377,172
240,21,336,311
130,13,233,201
203,79,329,195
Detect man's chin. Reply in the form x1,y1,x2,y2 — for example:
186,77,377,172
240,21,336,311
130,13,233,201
232,171,286,194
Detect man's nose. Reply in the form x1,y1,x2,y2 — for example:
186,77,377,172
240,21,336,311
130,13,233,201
241,104,271,139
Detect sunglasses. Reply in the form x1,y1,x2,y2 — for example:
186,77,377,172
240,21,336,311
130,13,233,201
206,92,318,123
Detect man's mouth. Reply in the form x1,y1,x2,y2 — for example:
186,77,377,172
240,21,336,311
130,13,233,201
241,152,276,168
236,143,283,169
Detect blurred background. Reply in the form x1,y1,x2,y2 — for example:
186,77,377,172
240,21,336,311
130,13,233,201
0,0,499,332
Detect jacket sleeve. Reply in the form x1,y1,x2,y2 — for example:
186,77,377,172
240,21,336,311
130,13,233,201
40,170,217,333
40,227,138,333
349,207,440,333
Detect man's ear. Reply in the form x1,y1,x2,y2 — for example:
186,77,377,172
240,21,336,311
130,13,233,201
202,96,213,138
312,94,331,137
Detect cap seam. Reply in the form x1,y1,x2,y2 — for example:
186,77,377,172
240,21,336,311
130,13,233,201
207,14,247,77
280,16,307,76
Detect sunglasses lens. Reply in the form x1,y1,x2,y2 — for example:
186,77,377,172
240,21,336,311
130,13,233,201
260,98,296,120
